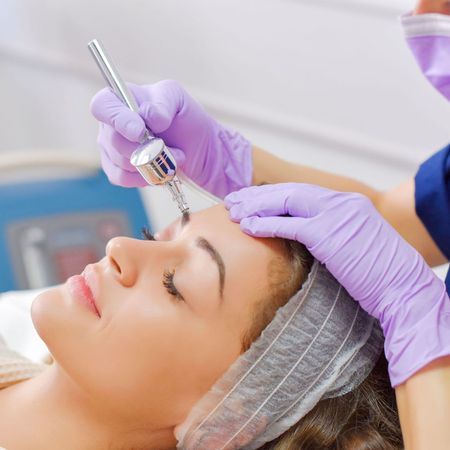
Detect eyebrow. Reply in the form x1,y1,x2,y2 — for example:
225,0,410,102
196,237,226,299
179,212,225,298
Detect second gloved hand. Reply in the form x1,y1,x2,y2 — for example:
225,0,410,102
225,183,450,387
90,80,253,198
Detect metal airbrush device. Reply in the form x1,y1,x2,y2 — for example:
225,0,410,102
88,39,189,215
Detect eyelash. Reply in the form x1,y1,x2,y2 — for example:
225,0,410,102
163,270,184,302
142,227,184,302
141,227,155,241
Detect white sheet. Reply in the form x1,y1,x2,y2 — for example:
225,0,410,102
0,289,49,363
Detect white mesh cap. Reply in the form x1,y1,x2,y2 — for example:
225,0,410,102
175,260,384,450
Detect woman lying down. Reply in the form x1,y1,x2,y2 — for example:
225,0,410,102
0,205,402,450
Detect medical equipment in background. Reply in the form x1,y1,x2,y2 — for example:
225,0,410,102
88,38,190,215
0,151,151,292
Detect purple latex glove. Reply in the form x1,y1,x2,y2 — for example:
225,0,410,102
90,80,253,198
225,183,450,387
402,12,450,101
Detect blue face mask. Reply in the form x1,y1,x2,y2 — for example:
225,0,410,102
402,13,450,101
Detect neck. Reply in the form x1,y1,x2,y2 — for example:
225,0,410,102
0,364,177,450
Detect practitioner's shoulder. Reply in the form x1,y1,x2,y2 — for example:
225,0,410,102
415,145,450,260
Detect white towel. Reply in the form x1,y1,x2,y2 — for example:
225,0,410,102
0,289,50,363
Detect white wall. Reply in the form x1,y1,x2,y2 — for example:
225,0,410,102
0,0,449,233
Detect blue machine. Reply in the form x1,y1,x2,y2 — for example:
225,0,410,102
0,170,151,292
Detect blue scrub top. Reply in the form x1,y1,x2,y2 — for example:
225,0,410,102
415,145,450,293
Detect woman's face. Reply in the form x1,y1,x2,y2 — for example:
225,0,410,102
32,205,284,429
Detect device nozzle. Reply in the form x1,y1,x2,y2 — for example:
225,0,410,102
166,178,190,215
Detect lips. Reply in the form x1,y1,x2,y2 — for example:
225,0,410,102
67,267,101,317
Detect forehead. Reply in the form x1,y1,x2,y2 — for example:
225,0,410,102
165,205,281,255
187,205,255,242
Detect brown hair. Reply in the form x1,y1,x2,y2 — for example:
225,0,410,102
241,239,314,352
243,240,403,450
259,354,402,450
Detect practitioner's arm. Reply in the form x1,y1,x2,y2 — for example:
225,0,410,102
252,146,378,199
414,0,450,14
252,146,447,267
395,357,450,450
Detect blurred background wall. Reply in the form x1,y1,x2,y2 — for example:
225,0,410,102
0,0,449,230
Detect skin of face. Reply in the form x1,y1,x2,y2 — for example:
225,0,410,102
30,205,285,433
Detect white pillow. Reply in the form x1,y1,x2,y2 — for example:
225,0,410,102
0,289,50,363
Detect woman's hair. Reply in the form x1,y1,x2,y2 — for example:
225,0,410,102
259,354,402,450
243,240,403,450
241,239,314,352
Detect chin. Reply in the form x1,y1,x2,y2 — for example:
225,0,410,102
31,286,65,345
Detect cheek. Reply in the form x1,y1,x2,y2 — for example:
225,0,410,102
33,286,244,424
89,300,242,421
31,286,99,353
103,299,230,387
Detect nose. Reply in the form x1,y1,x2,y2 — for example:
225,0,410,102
105,237,141,287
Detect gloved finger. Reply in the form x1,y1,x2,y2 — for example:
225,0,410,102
239,216,315,247
224,183,333,211
227,187,295,222
167,146,186,169
224,183,295,208
100,119,187,169
100,124,140,169
138,80,184,134
228,184,329,221
90,83,150,107
90,87,146,143
101,143,136,174
100,149,147,188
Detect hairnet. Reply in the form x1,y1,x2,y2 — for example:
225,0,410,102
175,260,384,449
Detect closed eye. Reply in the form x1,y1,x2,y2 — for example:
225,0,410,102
163,270,185,302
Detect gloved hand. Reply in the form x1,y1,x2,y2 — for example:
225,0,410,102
225,183,450,387
90,80,253,198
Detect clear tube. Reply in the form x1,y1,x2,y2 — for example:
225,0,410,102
179,174,222,205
